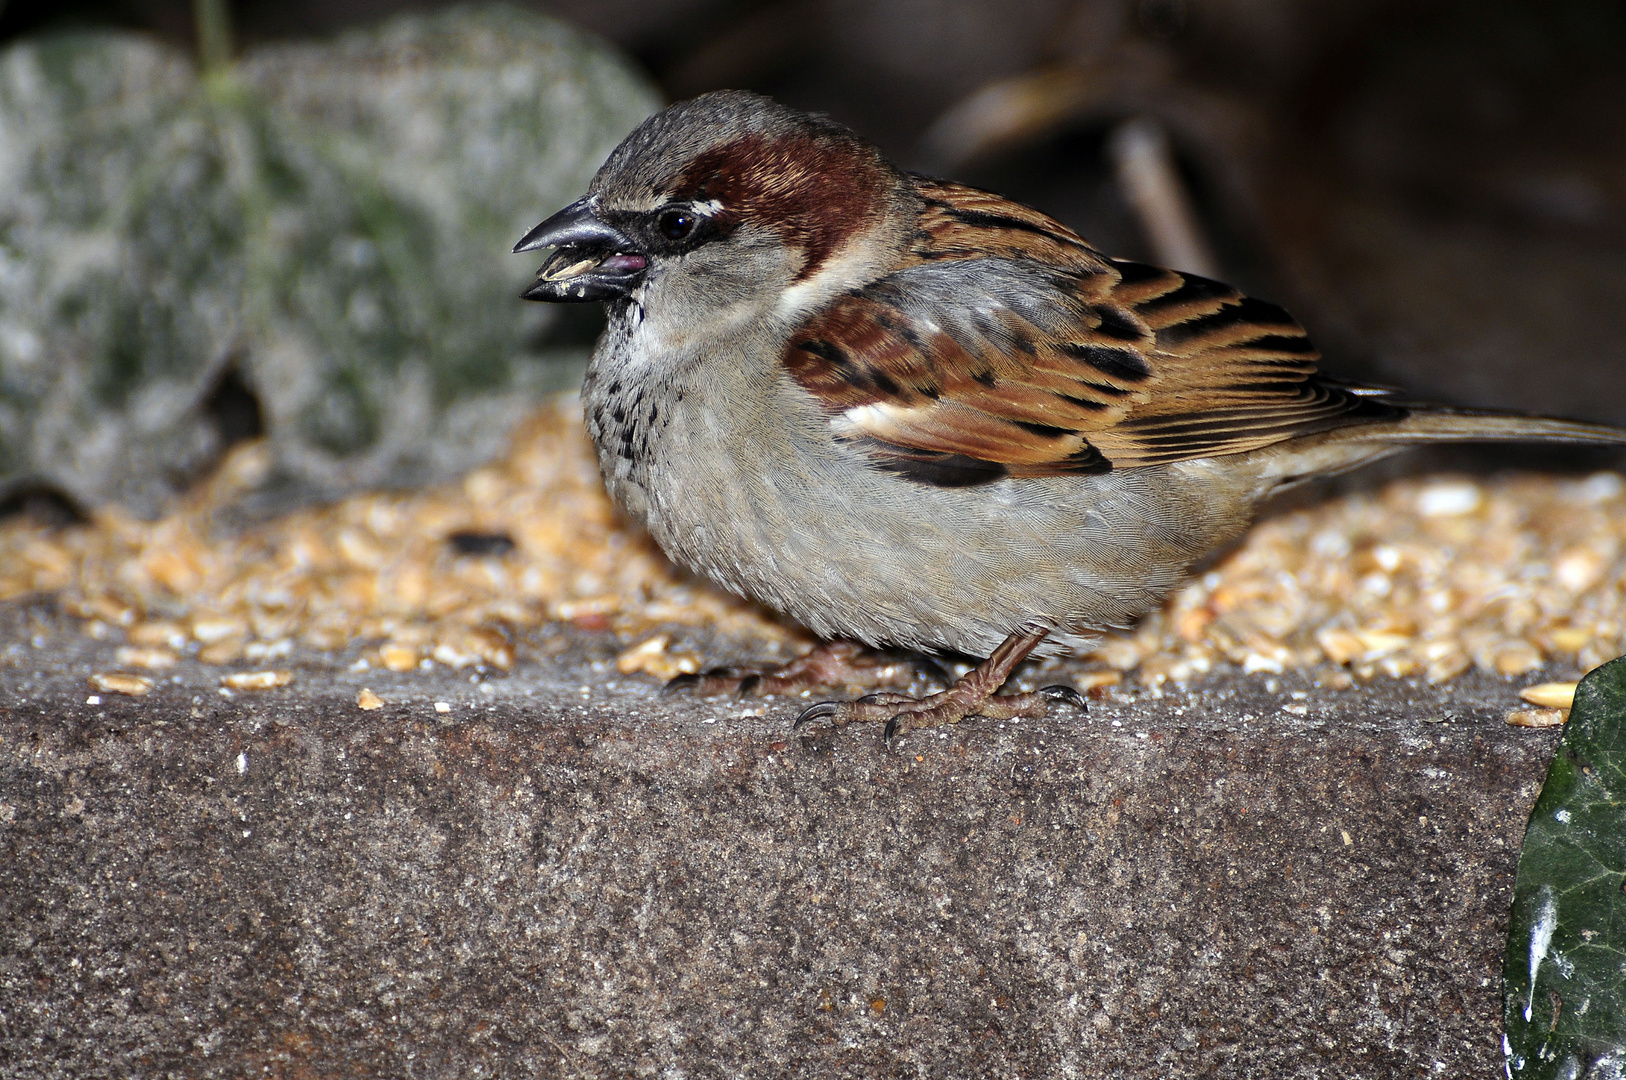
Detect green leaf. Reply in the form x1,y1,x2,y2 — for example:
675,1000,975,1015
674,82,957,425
1504,656,1626,1079
0,6,659,515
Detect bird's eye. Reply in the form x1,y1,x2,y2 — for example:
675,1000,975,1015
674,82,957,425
658,209,695,241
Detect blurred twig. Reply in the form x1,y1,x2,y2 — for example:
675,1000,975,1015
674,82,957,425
1108,115,1217,277
918,67,1104,172
193,0,234,74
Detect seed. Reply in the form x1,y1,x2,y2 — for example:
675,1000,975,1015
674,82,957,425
1415,481,1482,517
1074,670,1122,691
115,646,177,670
380,645,418,673
89,672,152,696
1506,708,1566,728
1519,682,1579,710
1493,642,1544,678
221,670,294,691
2,397,1621,697
192,617,247,644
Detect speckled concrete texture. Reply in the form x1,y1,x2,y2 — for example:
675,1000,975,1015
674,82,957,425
0,610,1552,1078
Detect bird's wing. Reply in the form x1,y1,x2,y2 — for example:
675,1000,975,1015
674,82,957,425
783,177,1402,485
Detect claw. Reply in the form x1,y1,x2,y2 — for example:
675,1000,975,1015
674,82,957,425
736,674,762,698
794,700,843,730
1040,684,1088,712
882,715,902,747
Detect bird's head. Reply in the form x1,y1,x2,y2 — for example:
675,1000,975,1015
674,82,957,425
515,91,906,332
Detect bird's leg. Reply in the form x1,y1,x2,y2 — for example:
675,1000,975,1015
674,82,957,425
664,639,939,698
794,627,1085,742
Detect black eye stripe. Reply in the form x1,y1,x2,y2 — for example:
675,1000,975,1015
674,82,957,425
636,203,734,254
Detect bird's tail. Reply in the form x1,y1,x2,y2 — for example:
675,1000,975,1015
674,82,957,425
1253,405,1626,490
1346,407,1626,449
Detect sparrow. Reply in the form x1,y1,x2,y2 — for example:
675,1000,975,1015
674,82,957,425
514,90,1626,740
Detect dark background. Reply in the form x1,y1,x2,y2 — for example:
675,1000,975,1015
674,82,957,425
6,0,1625,429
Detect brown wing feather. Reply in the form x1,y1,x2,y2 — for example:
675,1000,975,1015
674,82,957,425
785,178,1403,482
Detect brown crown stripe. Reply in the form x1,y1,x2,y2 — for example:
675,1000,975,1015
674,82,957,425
670,131,886,281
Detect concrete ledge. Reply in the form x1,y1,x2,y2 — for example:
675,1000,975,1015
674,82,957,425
0,633,1552,1077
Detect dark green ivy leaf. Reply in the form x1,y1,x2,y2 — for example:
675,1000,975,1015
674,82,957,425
0,6,659,516
1504,655,1626,1079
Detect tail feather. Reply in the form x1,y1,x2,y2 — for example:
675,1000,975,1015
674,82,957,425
1352,408,1626,448
1254,405,1626,490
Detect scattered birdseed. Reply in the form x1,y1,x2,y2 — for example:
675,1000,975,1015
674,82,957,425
1506,708,1567,728
1,394,1622,693
220,670,294,691
88,672,153,697
115,646,178,670
356,688,385,711
1517,682,1578,710
615,634,702,681
1072,670,1122,692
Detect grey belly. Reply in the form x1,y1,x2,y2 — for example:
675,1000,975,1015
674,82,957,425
613,406,1246,658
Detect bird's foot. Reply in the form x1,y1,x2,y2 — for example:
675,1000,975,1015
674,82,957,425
663,639,942,699
795,683,1085,743
792,627,1085,744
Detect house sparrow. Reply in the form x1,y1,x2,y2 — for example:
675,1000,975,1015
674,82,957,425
515,90,1626,739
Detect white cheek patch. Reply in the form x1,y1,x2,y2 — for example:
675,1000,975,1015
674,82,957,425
773,240,891,322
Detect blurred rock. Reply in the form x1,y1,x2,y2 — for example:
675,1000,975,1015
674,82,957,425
0,5,659,517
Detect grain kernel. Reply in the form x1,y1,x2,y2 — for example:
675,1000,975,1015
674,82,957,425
198,640,244,665
192,617,247,644
116,646,177,670
89,672,152,696
1425,652,1471,684
380,645,419,672
1315,628,1363,666
1506,707,1566,728
1492,642,1544,677
1519,682,1579,710
221,670,294,690
1354,630,1411,659
128,621,187,649
1074,670,1122,691
615,635,701,681
1548,627,1593,653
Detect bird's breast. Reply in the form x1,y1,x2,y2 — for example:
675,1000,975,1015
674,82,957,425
580,332,1259,657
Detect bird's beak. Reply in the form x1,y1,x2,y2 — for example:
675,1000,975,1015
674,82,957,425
513,197,647,303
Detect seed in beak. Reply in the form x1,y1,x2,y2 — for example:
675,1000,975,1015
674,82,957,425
543,256,600,282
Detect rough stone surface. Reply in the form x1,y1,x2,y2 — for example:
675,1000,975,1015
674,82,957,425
0,604,1555,1077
